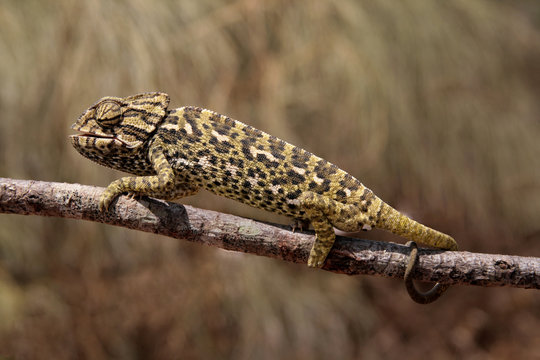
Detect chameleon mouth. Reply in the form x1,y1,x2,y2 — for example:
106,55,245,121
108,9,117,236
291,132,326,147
72,132,113,139
70,132,131,147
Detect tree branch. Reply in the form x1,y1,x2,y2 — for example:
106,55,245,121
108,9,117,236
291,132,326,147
0,177,538,289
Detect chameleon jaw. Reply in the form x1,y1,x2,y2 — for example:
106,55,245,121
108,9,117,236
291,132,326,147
70,132,131,147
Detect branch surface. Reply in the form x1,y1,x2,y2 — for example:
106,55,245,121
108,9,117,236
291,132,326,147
0,177,538,289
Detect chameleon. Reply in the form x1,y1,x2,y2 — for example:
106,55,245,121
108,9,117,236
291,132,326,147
70,92,458,303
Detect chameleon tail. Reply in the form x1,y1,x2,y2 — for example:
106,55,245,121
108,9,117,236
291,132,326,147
376,202,457,251
375,202,457,304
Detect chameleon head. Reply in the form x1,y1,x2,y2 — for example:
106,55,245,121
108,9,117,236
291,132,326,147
70,92,170,159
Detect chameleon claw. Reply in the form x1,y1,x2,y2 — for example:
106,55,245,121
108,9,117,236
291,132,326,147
98,196,111,212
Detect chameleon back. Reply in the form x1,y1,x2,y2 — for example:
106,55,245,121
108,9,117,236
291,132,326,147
155,106,376,219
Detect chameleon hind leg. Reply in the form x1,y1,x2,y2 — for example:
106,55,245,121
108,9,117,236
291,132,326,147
300,191,452,303
298,192,335,267
299,192,373,268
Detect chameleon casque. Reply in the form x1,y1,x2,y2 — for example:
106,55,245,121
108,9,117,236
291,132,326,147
71,92,458,303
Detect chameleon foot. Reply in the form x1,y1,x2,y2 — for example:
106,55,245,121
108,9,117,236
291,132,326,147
99,191,117,212
404,241,449,304
99,183,125,212
307,252,326,268
307,241,331,268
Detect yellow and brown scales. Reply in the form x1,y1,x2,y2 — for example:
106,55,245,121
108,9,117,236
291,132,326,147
71,92,458,302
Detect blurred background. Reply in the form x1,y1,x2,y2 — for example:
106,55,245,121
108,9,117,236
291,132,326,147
1,0,539,359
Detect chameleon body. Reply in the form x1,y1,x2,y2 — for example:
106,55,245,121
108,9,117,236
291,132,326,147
71,93,457,299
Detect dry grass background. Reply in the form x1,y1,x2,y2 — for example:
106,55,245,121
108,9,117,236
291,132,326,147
0,0,539,359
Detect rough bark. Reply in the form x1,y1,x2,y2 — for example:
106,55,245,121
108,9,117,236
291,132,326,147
0,177,538,289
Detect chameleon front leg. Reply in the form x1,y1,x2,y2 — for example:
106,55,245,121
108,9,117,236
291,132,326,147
99,146,198,211
139,182,200,201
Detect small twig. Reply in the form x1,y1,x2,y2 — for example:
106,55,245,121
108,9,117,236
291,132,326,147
0,177,538,289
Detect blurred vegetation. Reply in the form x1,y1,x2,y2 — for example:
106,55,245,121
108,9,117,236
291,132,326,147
1,0,539,359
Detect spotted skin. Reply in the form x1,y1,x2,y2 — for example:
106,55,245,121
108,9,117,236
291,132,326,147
71,93,458,299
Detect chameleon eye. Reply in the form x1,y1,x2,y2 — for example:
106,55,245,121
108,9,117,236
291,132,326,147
95,100,123,127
